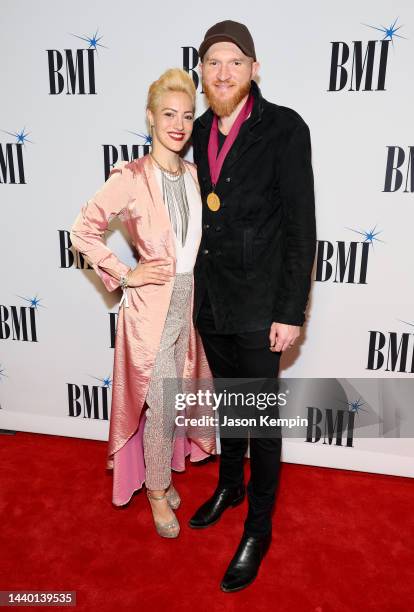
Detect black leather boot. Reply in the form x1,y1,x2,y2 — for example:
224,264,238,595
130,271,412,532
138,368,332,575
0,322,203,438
188,485,245,529
220,531,272,592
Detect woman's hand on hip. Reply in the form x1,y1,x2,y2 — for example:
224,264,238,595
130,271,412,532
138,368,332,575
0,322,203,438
126,259,173,287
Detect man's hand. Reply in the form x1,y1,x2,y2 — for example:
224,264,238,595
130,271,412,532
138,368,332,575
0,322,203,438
269,322,300,352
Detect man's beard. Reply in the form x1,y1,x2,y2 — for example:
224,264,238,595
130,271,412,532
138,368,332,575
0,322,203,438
203,79,252,117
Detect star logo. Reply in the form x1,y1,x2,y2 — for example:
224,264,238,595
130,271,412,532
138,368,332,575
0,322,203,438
362,17,407,46
346,224,384,248
90,374,112,388
71,28,107,51
1,127,33,146
16,294,45,309
338,397,367,415
347,398,367,414
126,130,152,146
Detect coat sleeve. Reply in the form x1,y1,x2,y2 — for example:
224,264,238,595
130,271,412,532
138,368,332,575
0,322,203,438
70,164,134,292
272,120,317,326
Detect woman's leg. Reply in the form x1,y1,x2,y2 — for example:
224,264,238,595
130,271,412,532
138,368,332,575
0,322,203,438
173,274,193,390
143,272,193,490
171,273,193,451
143,291,183,535
143,274,193,537
144,324,181,492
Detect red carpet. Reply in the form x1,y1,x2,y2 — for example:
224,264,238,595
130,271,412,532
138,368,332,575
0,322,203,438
1,432,413,611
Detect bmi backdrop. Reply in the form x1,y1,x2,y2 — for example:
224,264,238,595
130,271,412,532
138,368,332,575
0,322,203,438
1,0,413,477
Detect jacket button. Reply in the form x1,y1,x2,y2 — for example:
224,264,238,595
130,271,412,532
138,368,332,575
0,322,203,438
215,225,222,232
202,249,209,255
203,224,210,230
225,177,231,182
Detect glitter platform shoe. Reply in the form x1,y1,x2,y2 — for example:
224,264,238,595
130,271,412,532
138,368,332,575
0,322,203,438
147,490,180,539
165,485,181,510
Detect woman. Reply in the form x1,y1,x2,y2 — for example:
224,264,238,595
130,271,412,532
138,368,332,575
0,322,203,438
70,68,215,538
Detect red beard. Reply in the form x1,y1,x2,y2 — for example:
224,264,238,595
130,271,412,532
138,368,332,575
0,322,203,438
203,79,252,117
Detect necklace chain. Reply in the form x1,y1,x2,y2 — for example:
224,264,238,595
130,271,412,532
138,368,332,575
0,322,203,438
150,152,184,177
150,153,189,247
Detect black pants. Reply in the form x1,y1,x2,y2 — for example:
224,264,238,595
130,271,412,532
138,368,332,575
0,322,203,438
197,295,282,537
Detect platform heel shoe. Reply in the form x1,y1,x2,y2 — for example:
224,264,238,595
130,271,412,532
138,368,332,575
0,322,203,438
147,490,180,538
165,484,181,510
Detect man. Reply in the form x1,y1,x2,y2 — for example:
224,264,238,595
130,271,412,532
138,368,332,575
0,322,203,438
189,20,316,592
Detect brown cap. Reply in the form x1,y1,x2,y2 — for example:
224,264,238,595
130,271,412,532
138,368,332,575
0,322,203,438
199,20,256,61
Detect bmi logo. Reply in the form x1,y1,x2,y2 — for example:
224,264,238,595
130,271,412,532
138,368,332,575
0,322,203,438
0,294,43,342
181,47,203,92
328,18,406,92
383,146,414,192
0,127,32,184
58,230,93,270
103,130,152,180
367,320,414,374
47,29,106,95
67,374,111,420
315,225,383,284
306,401,361,447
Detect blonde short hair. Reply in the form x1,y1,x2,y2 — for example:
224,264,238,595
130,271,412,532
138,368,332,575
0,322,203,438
147,68,196,114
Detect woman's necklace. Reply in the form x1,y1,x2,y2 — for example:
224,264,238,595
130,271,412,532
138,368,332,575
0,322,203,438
150,152,183,177
150,152,189,246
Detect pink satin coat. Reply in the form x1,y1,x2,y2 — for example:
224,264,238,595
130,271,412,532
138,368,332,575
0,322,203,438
70,154,216,505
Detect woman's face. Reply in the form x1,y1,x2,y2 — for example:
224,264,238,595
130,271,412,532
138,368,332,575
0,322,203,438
147,91,194,154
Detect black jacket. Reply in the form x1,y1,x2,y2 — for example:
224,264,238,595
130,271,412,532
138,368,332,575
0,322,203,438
192,80,316,333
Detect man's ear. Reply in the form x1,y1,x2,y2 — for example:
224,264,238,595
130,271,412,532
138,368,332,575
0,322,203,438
251,61,260,80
